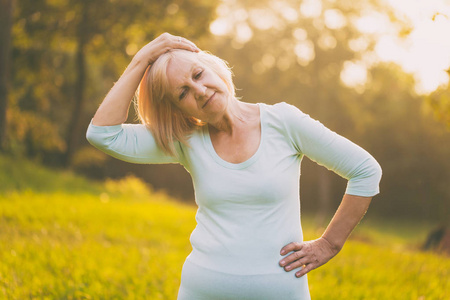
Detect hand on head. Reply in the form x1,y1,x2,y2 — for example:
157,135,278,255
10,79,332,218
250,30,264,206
135,32,200,66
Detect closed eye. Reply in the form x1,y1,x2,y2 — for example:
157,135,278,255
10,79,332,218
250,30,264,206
179,70,203,100
194,70,203,80
179,88,187,100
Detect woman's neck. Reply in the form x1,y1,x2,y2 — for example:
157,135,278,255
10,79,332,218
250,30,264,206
208,99,258,135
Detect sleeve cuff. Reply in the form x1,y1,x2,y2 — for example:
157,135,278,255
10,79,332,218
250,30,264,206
87,119,124,133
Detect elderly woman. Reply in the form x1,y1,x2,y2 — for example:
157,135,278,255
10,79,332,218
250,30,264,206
86,33,382,299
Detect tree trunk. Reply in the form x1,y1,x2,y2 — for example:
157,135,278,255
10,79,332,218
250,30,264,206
0,0,14,151
65,1,88,166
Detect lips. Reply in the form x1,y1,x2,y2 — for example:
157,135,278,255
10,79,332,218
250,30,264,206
202,92,216,108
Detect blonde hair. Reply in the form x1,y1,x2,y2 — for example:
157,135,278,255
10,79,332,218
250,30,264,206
136,50,236,156
135,49,235,156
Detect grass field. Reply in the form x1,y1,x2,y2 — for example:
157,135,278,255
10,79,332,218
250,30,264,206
0,156,449,299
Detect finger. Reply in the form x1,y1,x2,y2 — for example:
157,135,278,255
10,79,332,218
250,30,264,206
295,263,314,278
279,249,306,267
175,36,200,52
283,258,309,272
182,38,200,51
280,242,303,255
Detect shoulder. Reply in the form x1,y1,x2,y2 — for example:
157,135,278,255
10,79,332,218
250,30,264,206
261,101,309,126
263,101,331,147
262,101,305,115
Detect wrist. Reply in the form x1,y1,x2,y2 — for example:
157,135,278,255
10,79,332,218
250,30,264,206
321,235,343,253
132,52,152,68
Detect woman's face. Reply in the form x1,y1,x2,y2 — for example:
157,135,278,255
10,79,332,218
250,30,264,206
166,52,231,123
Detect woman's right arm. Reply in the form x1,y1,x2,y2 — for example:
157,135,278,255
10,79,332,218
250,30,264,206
92,33,199,126
86,33,199,164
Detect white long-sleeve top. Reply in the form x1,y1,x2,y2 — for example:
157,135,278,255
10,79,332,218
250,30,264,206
86,102,382,275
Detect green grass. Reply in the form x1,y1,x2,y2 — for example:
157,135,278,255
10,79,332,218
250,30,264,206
1,191,193,299
0,155,449,299
0,154,103,194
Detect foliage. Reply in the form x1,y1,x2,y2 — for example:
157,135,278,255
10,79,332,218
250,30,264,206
70,146,108,169
9,0,219,160
0,154,102,194
426,84,450,129
334,63,450,221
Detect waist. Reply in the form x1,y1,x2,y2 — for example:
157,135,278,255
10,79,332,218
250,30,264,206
188,227,302,274
187,248,288,275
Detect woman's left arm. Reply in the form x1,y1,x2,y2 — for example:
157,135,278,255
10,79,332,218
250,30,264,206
277,102,382,277
279,194,372,277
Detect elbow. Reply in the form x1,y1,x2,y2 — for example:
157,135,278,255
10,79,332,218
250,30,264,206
86,127,103,149
371,158,383,185
86,128,95,145
363,156,382,185
364,157,382,195
347,156,382,197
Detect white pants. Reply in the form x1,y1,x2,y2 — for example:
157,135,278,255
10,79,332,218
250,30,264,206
177,260,311,300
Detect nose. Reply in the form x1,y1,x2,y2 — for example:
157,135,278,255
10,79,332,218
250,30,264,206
193,83,207,101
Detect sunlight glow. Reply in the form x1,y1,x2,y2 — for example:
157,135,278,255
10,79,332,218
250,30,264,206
300,0,322,18
324,9,347,30
249,8,279,30
235,22,253,43
272,1,298,23
209,0,450,94
354,11,390,34
340,61,368,92
317,33,337,50
375,0,450,94
295,40,315,66
348,37,370,52
209,18,231,36
293,28,308,41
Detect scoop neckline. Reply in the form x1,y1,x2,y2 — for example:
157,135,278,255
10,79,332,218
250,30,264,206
202,103,265,170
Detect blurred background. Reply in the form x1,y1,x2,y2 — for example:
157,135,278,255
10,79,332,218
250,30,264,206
2,0,448,222
1,0,450,298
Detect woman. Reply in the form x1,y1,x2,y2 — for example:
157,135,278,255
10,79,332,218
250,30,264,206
87,33,382,299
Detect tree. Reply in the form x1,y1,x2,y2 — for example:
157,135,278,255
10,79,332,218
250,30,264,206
0,0,14,151
10,0,219,164
355,63,450,221
63,0,220,165
426,82,450,129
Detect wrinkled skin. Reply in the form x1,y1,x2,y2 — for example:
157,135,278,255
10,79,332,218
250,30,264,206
279,237,341,277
